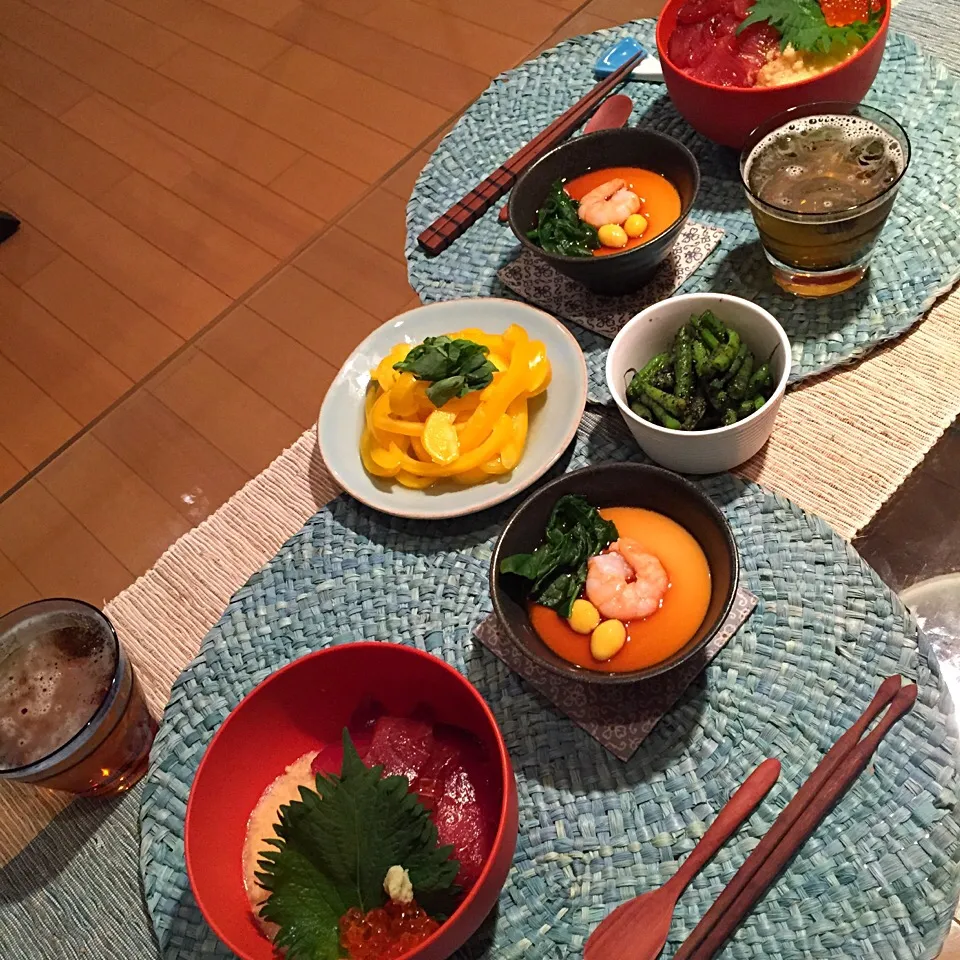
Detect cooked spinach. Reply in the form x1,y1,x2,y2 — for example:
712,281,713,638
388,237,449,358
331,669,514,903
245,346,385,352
527,180,600,258
500,494,618,617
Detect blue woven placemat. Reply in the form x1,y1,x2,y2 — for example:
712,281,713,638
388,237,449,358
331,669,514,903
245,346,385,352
406,23,960,403
139,409,960,959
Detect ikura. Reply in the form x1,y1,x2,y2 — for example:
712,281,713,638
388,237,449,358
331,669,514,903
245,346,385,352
819,0,876,26
339,899,440,960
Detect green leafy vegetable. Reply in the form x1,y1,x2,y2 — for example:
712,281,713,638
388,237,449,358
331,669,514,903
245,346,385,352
256,731,460,960
500,494,618,617
527,180,601,258
738,0,883,54
393,335,497,408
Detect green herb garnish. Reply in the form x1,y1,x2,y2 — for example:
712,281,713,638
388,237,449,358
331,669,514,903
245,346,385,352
527,180,601,258
738,0,883,54
500,494,619,617
393,335,497,408
256,731,459,960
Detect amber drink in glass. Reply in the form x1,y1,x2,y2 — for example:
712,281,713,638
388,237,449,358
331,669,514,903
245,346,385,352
741,102,910,297
0,599,157,796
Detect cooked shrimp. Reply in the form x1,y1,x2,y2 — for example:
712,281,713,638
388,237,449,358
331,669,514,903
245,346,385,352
584,538,668,621
576,178,641,229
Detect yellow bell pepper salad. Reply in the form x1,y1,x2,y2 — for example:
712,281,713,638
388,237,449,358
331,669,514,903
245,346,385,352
360,325,551,489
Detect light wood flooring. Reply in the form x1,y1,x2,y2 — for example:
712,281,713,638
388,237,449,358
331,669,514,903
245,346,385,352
0,0,658,612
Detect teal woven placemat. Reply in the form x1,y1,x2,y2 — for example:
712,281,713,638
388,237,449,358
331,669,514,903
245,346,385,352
139,409,960,959
406,24,960,403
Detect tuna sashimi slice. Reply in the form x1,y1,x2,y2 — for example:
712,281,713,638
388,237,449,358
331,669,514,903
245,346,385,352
433,769,492,891
669,20,715,68
675,0,727,24
414,739,460,813
692,36,752,86
364,717,434,784
311,743,344,775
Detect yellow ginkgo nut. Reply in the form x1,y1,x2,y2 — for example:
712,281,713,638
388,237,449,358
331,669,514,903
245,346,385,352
567,599,601,635
623,214,649,238
597,223,628,248
590,619,627,662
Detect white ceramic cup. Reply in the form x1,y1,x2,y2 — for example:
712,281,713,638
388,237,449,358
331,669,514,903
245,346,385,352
606,293,791,475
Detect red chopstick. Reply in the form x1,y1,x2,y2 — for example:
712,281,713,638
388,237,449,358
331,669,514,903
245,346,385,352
675,676,917,960
416,51,645,257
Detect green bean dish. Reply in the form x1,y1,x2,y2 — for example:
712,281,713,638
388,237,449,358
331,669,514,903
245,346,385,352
625,311,777,432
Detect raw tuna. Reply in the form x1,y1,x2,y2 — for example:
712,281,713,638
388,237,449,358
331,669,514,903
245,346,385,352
413,738,460,813
433,769,491,890
365,717,435,783
311,743,344,775
360,714,497,892
692,35,752,86
676,0,726,25
668,0,781,88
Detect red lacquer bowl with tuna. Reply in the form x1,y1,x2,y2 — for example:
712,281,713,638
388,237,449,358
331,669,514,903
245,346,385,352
185,642,519,960
656,0,891,148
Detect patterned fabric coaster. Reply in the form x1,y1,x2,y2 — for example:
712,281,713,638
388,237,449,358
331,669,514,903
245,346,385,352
474,585,757,762
498,222,725,339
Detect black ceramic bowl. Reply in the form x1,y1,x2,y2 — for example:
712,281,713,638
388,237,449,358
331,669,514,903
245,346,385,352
507,128,700,296
489,463,739,685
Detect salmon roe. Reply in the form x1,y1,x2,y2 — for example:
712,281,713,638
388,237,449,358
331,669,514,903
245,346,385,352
339,900,440,959
819,0,876,27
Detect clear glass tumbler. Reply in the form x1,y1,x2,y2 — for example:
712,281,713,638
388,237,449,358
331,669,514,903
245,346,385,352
741,101,911,297
0,598,157,796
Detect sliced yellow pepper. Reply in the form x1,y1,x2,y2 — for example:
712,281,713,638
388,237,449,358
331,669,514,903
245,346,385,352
458,339,534,452
395,471,434,489
370,441,406,472
389,372,420,417
525,341,552,396
410,435,434,463
480,456,509,475
372,344,409,390
392,414,513,477
452,467,491,485
499,397,529,470
502,324,529,347
360,429,400,477
372,390,426,437
360,330,549,489
453,329,507,355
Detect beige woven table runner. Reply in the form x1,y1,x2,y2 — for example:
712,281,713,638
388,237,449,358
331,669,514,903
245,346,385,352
0,286,958,868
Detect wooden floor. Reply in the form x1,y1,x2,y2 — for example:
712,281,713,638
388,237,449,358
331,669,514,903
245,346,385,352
0,0,656,612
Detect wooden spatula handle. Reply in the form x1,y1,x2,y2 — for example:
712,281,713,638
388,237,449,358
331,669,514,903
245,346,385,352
667,758,781,896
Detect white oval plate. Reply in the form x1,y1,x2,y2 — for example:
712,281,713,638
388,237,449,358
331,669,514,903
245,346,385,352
317,299,587,520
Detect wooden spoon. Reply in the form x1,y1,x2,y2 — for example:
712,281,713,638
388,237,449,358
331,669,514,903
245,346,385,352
583,758,781,960
497,93,634,223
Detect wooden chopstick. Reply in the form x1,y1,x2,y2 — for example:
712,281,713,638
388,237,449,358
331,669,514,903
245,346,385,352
416,51,645,257
676,676,917,960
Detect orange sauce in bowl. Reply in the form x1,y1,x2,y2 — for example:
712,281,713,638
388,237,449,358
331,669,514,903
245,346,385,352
529,507,712,672
564,166,682,257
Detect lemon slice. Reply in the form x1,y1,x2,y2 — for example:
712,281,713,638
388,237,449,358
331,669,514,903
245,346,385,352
422,410,460,465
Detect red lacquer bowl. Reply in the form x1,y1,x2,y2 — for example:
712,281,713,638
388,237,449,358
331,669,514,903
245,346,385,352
655,0,891,148
185,642,520,960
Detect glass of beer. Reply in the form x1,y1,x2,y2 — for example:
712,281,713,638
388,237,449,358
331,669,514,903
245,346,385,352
741,101,911,297
0,599,157,796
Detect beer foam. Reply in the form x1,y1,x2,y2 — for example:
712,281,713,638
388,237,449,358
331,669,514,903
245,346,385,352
0,613,115,770
744,114,906,191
